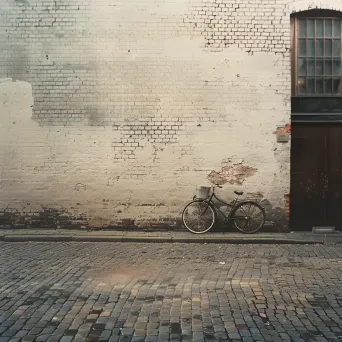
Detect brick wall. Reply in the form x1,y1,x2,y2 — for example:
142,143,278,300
1,0,341,229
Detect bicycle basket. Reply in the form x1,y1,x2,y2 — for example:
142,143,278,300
198,186,211,200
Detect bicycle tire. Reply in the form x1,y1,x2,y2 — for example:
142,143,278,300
231,201,265,234
182,200,216,234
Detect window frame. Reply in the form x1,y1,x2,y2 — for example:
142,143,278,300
292,14,342,97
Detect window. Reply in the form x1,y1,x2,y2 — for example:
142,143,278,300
293,13,342,96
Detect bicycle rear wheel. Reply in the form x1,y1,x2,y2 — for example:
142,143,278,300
182,200,216,234
232,201,265,234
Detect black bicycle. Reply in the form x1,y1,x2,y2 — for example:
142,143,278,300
182,184,265,234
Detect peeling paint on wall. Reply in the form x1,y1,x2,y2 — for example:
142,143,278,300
274,123,291,135
185,0,289,54
207,163,257,186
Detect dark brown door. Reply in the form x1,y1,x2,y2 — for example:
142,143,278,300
327,126,342,227
291,123,342,230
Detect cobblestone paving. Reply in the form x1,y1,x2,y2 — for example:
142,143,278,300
1,243,342,342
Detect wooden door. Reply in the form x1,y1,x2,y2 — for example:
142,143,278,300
326,126,342,228
291,123,342,230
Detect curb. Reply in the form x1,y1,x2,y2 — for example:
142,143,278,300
171,238,322,244
4,235,73,242
1,234,323,244
73,236,122,242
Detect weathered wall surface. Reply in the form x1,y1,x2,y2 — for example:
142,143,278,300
1,0,340,229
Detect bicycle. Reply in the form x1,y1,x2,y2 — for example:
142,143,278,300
182,184,266,234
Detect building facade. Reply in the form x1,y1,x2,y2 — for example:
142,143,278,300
0,0,341,230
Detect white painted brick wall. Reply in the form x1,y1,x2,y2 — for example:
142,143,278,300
0,0,341,228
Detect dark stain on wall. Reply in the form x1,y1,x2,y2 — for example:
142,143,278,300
0,207,183,231
0,204,287,231
260,199,289,232
0,207,88,229
14,0,30,7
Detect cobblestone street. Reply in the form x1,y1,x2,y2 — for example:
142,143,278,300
1,243,342,342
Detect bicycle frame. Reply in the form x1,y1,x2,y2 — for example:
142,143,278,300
200,187,241,222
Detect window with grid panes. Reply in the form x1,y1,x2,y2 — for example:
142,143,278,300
294,18,342,96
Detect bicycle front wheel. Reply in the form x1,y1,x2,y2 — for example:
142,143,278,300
232,201,265,234
182,200,216,234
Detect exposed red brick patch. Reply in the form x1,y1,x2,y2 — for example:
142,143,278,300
207,164,257,186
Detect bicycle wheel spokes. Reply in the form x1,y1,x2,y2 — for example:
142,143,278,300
186,203,212,232
182,200,215,234
233,202,265,234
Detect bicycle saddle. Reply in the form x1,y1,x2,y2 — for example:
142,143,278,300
234,191,244,196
